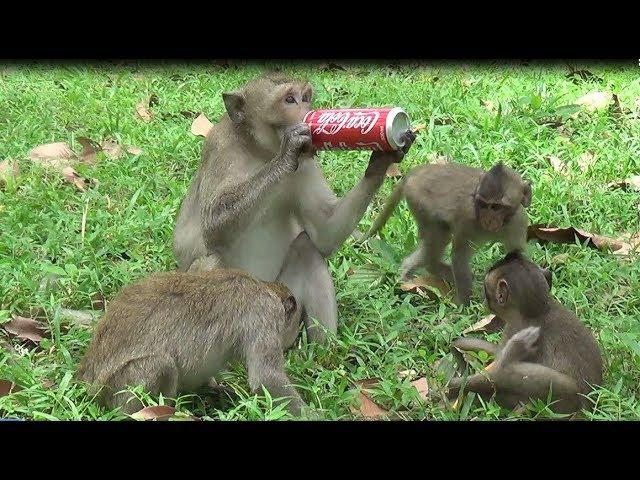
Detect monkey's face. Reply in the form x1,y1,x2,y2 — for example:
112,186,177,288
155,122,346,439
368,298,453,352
475,195,514,232
266,82,313,134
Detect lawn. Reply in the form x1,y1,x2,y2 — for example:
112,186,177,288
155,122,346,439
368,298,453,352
0,61,639,420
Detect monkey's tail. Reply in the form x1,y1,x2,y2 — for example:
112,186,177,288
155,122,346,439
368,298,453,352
363,177,407,240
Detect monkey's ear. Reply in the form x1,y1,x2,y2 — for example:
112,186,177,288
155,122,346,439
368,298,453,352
282,295,297,318
222,92,246,124
521,181,532,208
541,268,552,289
495,279,509,305
302,83,313,102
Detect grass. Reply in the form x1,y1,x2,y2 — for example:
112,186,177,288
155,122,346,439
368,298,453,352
0,61,639,420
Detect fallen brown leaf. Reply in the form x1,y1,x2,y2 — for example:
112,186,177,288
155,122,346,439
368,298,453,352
398,369,417,379
3,316,48,343
610,93,624,116
607,176,640,192
28,142,75,169
76,136,101,165
131,405,176,421
386,163,401,177
462,315,505,335
528,224,638,256
350,379,388,419
135,101,154,123
411,377,429,401
400,275,452,300
577,151,597,172
0,160,19,185
481,99,497,113
426,152,452,165
412,123,427,133
148,94,159,107
42,379,56,390
576,91,612,112
433,117,453,126
126,146,142,155
0,379,22,397
61,166,90,192
191,113,214,137
91,292,106,311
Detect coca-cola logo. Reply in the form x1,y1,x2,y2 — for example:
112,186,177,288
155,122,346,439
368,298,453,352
311,110,380,136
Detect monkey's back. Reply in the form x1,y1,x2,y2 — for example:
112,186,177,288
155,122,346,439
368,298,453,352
539,301,603,394
77,269,286,387
404,162,482,223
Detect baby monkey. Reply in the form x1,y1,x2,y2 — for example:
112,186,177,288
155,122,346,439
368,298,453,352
76,268,310,417
448,251,603,415
364,161,532,305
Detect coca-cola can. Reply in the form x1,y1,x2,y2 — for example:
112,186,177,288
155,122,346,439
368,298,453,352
303,107,411,151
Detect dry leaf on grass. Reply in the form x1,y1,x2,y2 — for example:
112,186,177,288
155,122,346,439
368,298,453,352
411,377,429,401
576,91,613,111
135,97,154,123
61,166,90,192
577,151,597,172
412,123,427,133
0,379,22,397
29,142,75,169
57,309,99,327
528,224,639,256
481,100,497,113
398,369,417,379
425,152,452,165
400,275,452,300
546,156,567,175
462,315,505,335
76,136,101,165
607,176,640,192
386,163,401,177
3,315,48,343
0,160,19,185
42,379,56,390
191,113,214,137
91,292,106,311
131,405,176,421
350,378,388,419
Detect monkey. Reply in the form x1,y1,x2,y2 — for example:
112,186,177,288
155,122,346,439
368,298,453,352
446,251,603,415
75,268,312,417
172,72,416,343
363,161,531,306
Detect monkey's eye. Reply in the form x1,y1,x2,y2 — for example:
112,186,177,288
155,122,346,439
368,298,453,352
490,204,502,211
285,95,296,104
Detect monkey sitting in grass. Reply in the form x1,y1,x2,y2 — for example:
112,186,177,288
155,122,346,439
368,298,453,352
447,251,603,415
76,264,313,418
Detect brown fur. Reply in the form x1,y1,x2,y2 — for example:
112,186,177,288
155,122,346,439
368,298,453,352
76,268,307,416
449,252,603,415
365,161,531,305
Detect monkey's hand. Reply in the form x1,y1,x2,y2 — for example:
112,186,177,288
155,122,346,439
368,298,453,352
495,326,540,369
278,122,312,173
365,129,417,177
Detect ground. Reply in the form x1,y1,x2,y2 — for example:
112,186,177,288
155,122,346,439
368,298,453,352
0,61,639,420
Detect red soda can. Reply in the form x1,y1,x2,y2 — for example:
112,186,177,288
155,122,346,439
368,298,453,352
303,107,411,151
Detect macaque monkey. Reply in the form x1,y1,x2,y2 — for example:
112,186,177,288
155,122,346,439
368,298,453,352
364,161,531,305
76,268,310,417
173,72,416,343
447,251,603,415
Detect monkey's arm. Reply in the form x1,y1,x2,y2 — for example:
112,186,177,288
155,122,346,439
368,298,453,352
200,158,294,251
453,337,500,356
297,161,386,257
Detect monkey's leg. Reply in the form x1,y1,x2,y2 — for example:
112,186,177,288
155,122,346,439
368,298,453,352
422,224,454,283
244,343,308,417
493,363,581,414
399,242,427,281
447,371,495,400
107,355,179,415
451,337,500,374
276,232,337,345
451,240,474,306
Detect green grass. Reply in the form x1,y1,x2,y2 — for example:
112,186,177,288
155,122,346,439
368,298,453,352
1,61,639,420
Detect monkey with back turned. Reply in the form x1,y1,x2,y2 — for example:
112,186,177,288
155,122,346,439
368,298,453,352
76,264,311,417
173,72,415,344
448,251,603,415
363,161,531,306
